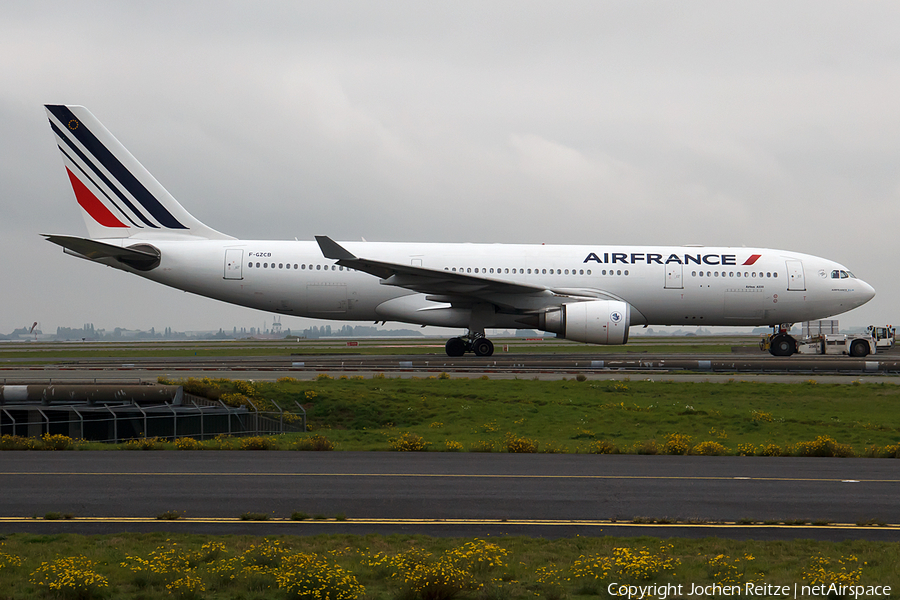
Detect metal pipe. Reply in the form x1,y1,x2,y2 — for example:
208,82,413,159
245,398,259,436
104,405,117,443
293,401,307,433
71,406,84,440
270,399,284,434
218,400,232,436
191,400,204,440
133,401,148,439
165,402,178,440
36,408,50,436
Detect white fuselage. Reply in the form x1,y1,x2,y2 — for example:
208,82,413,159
121,239,874,331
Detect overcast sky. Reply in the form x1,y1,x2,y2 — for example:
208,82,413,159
2,1,898,335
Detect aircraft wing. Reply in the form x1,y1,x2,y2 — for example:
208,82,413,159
316,236,609,312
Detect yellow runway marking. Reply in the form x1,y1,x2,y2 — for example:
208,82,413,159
0,516,896,530
0,472,898,483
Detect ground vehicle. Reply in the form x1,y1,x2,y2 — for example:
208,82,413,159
796,334,876,357
867,325,895,349
760,323,875,357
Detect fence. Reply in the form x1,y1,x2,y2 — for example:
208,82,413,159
0,391,305,443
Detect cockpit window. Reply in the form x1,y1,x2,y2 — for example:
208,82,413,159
832,270,855,279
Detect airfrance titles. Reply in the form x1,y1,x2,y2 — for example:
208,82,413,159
583,252,740,266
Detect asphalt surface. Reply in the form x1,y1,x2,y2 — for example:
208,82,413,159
2,452,898,540
3,351,900,383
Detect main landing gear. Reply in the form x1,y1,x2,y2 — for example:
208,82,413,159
445,333,494,357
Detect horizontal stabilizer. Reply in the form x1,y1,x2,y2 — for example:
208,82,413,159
43,235,160,271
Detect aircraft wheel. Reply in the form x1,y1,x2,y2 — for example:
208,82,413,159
770,335,795,357
472,338,494,357
445,337,467,357
850,340,869,357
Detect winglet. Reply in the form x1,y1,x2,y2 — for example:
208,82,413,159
315,236,357,260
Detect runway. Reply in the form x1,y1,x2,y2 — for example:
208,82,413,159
1,452,898,540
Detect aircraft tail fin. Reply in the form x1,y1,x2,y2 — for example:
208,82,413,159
44,104,233,240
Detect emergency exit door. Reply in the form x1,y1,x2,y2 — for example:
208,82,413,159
224,249,243,280
665,263,683,289
786,259,805,291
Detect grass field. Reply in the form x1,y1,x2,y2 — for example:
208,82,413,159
0,532,895,600
140,376,900,456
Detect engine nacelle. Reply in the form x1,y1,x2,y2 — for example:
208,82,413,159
538,300,630,345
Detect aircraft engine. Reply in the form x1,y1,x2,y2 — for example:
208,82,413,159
537,300,630,345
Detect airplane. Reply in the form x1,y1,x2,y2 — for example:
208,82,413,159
42,104,876,357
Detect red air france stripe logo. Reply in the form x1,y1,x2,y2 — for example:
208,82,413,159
742,254,762,266
65,168,127,228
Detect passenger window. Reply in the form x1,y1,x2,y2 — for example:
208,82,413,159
279,263,283,269
692,271,697,277
624,270,629,276
316,265,321,270
247,262,252,268
602,270,607,275
586,270,591,275
699,271,703,277
527,269,531,274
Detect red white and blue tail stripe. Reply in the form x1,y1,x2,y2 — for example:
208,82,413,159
45,104,233,240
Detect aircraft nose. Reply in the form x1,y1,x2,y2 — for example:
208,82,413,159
858,280,876,304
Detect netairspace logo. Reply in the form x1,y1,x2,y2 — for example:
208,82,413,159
607,582,892,599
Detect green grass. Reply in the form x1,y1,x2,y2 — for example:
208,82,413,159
9,376,900,455
0,532,894,600
257,376,900,455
